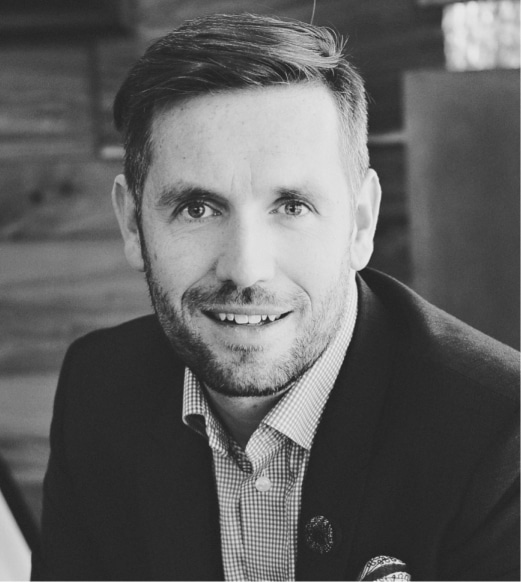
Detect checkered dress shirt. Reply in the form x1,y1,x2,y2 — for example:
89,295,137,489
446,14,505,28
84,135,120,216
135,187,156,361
182,277,358,581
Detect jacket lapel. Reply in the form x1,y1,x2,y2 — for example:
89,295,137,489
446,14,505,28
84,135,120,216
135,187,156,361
297,274,397,581
132,334,224,581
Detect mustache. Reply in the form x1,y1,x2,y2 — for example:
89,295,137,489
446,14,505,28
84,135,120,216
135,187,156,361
183,282,293,309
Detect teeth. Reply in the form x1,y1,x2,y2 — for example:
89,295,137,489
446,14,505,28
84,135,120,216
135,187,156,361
215,313,282,324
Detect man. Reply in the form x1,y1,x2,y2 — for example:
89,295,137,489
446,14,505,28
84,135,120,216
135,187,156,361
33,13,519,581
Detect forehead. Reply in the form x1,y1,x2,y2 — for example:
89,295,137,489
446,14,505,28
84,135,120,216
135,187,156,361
146,84,347,194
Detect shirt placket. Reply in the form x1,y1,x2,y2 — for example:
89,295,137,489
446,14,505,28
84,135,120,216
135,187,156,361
237,426,292,581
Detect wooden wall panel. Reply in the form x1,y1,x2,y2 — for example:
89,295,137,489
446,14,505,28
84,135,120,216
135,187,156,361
0,240,150,375
97,38,140,149
0,46,93,159
0,160,122,240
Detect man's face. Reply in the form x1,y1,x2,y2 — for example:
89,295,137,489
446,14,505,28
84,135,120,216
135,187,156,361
115,85,379,396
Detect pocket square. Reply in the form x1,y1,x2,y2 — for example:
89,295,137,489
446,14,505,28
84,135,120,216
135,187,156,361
357,555,411,581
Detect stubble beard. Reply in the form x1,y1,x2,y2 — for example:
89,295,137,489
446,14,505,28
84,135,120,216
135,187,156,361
141,241,352,397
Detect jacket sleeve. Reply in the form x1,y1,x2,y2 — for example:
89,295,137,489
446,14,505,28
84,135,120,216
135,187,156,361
31,340,106,581
439,411,520,581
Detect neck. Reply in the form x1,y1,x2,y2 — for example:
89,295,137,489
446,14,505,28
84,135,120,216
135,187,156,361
204,386,291,449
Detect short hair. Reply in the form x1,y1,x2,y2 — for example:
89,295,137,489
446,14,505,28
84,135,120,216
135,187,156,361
114,13,369,210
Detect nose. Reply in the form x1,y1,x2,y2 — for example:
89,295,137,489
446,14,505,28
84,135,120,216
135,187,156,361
215,214,275,288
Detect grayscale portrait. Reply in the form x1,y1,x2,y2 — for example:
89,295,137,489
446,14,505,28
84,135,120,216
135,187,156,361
0,2,519,581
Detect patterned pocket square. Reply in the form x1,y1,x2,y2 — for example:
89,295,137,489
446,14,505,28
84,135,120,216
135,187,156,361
357,555,411,581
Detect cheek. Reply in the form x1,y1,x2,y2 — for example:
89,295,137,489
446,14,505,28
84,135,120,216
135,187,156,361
145,228,218,294
277,222,351,293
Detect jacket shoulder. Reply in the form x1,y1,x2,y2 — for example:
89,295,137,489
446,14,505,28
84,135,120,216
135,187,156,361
56,315,184,420
360,268,520,407
70,314,164,354
66,314,179,370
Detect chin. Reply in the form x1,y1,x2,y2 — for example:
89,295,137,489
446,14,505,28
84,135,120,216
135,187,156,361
201,367,297,398
182,342,303,396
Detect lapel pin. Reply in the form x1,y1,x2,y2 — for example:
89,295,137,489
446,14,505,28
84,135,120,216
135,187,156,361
304,515,335,555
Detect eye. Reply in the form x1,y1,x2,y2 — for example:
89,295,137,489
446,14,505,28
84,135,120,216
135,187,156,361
274,200,311,217
179,201,220,220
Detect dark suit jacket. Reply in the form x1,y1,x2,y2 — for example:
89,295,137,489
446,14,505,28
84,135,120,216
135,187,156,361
32,269,520,581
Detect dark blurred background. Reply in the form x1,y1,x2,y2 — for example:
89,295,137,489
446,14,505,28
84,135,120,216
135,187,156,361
0,0,519,527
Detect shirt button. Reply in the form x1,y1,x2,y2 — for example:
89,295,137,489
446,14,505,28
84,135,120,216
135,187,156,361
255,476,272,492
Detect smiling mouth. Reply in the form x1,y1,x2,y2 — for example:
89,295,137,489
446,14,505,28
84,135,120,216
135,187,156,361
204,311,291,326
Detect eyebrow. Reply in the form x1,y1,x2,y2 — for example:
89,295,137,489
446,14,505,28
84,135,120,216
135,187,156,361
155,182,225,210
274,187,318,204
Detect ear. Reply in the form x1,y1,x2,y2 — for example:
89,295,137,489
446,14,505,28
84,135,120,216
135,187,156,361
111,174,145,272
350,169,382,271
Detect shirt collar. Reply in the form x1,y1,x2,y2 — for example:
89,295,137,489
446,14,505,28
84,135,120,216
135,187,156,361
263,274,357,450
183,272,358,452
183,373,230,455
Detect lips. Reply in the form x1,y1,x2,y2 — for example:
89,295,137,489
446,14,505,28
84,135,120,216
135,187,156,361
205,311,289,326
